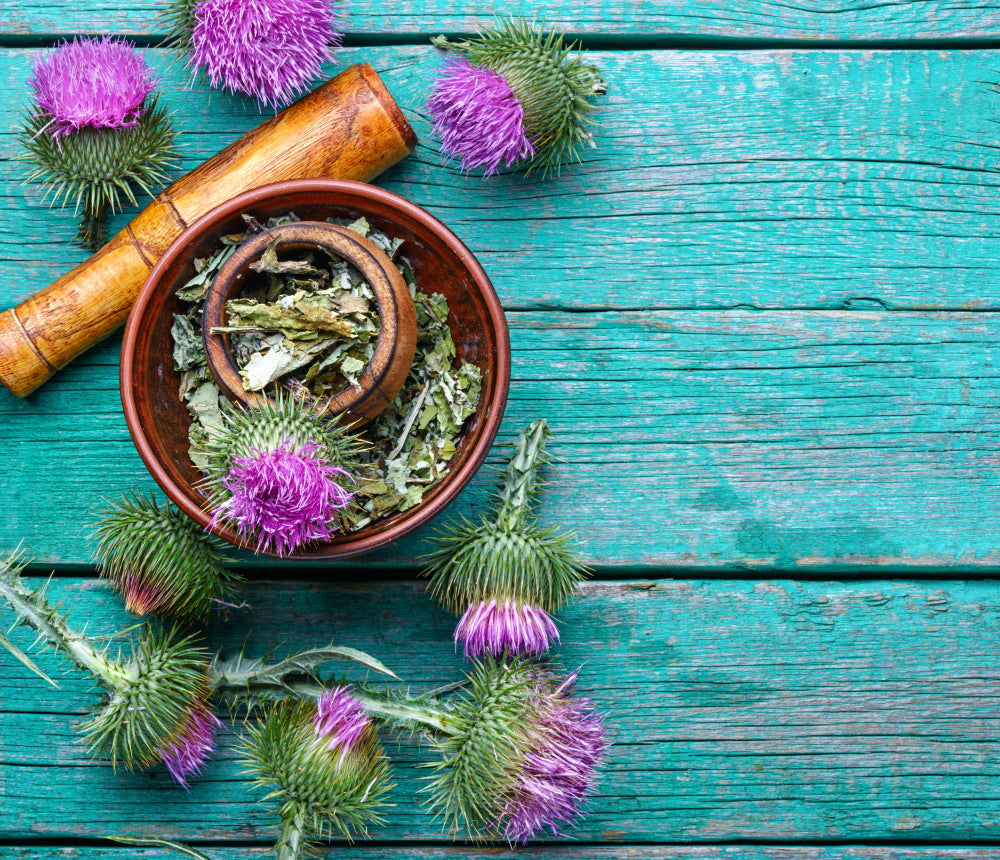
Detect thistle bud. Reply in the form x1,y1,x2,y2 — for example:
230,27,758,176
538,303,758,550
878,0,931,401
427,19,606,176
427,659,607,843
424,420,587,658
243,687,391,856
95,492,239,620
17,36,178,248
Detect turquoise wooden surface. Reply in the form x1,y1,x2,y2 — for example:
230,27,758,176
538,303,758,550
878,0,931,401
2,1,1000,857
5,578,1000,843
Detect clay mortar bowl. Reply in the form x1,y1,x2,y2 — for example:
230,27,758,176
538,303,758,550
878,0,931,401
121,179,510,560
202,220,417,426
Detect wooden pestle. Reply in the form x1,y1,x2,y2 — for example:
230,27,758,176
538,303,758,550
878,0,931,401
0,62,416,398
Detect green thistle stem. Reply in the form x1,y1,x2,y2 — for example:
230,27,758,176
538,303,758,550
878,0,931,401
495,418,552,530
275,808,308,860
0,565,124,687
77,199,108,251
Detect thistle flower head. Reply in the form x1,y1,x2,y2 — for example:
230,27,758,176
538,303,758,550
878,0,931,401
203,393,363,557
428,659,607,843
429,18,607,176
188,0,343,109
95,492,239,620
454,600,559,658
30,36,158,137
427,58,534,177
160,701,223,788
424,420,586,657
243,692,391,851
80,626,213,773
17,37,178,249
314,685,371,752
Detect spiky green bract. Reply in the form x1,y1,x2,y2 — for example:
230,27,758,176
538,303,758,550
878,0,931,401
163,0,199,48
243,699,392,857
18,97,178,249
79,626,211,770
433,18,606,176
95,492,239,620
201,391,364,514
0,556,213,773
425,419,586,614
426,658,533,838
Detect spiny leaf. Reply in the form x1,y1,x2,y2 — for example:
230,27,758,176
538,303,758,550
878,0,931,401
108,835,212,859
0,629,58,687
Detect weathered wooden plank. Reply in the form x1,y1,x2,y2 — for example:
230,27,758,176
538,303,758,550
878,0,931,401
2,311,1000,570
3,48,1000,313
4,849,1000,860
2,0,998,40
3,578,1000,843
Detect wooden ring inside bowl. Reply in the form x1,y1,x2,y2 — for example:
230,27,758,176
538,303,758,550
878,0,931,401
202,221,417,426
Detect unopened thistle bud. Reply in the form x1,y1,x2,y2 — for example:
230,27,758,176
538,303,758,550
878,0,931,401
95,492,239,620
17,36,178,249
428,18,606,177
243,687,391,858
424,419,587,659
427,658,607,844
203,393,362,557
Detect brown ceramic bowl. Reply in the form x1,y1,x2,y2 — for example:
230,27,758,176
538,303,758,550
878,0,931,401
121,179,510,559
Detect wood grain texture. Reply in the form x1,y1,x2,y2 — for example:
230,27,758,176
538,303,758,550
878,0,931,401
3,48,1000,315
2,0,999,40
5,851,1000,860
3,310,1000,570
3,578,1000,842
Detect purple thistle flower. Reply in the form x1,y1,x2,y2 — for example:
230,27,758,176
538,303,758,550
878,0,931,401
210,439,354,557
314,686,370,752
454,600,559,659
499,671,608,844
30,36,157,138
160,702,222,788
427,58,534,177
190,0,343,109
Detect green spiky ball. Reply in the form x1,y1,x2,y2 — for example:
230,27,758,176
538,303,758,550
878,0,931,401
81,627,210,770
243,699,392,852
95,492,239,620
426,658,533,837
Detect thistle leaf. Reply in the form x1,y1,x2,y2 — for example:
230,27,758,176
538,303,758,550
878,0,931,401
108,835,212,859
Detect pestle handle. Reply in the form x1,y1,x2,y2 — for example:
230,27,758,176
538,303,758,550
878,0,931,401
0,63,416,398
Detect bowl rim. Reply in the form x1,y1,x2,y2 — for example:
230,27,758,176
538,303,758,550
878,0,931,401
120,178,510,560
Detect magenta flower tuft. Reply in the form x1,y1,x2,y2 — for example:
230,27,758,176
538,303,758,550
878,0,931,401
190,0,343,109
427,58,534,176
499,671,608,844
314,686,370,752
454,600,559,659
160,702,222,788
30,36,157,138
210,440,354,557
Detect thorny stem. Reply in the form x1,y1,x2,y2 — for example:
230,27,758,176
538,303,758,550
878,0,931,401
0,570,126,687
494,418,552,531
